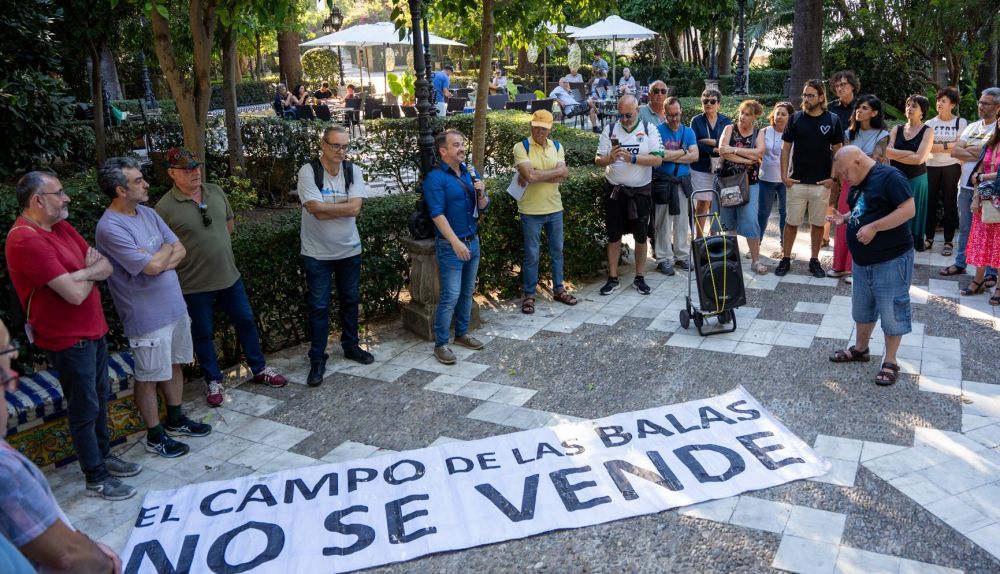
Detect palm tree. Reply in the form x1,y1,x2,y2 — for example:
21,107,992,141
790,0,822,106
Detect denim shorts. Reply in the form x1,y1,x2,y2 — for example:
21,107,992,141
851,249,914,337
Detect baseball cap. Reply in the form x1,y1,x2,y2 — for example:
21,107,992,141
530,110,553,129
166,147,201,170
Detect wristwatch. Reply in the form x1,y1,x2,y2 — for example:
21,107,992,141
631,154,637,164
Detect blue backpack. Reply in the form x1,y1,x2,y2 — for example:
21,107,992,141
522,138,561,153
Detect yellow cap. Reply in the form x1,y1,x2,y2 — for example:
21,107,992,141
530,109,554,129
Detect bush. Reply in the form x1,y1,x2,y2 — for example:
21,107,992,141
0,71,77,180
111,99,179,115
301,48,342,84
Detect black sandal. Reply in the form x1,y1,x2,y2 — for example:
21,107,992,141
939,264,966,276
875,361,900,386
829,345,871,363
941,242,953,257
986,276,998,289
961,280,986,296
924,239,934,251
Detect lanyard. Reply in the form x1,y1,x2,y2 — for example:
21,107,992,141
443,164,478,234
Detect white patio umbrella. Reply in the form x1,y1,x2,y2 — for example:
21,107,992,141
301,22,465,94
570,15,656,85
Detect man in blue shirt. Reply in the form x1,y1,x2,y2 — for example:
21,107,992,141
431,65,454,116
827,146,915,387
653,97,700,275
423,129,490,364
591,54,609,75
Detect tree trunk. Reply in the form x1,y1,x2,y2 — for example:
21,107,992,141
221,26,245,174
278,30,302,88
668,31,681,61
977,16,998,95
790,0,823,107
255,32,264,81
100,44,124,100
471,0,494,175
151,0,217,162
718,24,733,76
516,47,532,76
87,41,107,166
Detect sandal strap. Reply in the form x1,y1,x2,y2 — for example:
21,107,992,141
881,361,900,372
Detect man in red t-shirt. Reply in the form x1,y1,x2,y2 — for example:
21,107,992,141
5,171,142,501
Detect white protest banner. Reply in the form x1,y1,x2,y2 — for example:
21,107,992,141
121,386,828,573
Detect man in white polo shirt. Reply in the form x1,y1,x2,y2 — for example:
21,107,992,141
594,95,664,295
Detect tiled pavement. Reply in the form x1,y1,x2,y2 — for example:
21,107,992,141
46,225,1000,573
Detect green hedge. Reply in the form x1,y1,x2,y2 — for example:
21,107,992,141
110,80,273,115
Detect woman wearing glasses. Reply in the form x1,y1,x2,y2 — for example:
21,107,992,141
886,95,935,251
690,89,732,238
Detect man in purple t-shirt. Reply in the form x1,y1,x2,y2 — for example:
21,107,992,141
96,157,212,458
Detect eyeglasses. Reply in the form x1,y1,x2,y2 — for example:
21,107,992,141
0,340,20,359
666,112,682,118
618,112,635,120
801,93,819,99
198,203,212,227
323,140,351,152
978,100,998,107
35,190,68,199
833,81,850,89
702,98,718,105
650,88,668,95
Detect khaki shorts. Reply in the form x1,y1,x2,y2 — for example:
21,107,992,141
129,315,193,382
786,183,831,227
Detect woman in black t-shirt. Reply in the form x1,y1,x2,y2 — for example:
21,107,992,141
886,95,934,251
718,100,766,273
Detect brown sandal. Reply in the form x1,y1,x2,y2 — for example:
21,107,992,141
521,297,535,314
875,361,900,386
554,290,578,305
829,345,871,363
941,242,953,257
961,280,985,296
939,264,966,276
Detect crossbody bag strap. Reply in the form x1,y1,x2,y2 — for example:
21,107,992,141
8,225,39,323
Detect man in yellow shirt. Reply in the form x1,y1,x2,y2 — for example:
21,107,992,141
513,110,579,314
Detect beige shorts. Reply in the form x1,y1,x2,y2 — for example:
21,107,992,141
129,315,193,382
786,183,831,227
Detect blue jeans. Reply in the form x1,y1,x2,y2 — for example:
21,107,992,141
184,278,266,382
303,254,362,362
955,185,998,278
713,183,761,240
434,236,480,346
757,180,787,241
45,338,111,482
852,249,913,337
521,211,564,297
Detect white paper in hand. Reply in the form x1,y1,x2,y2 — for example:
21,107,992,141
506,172,527,201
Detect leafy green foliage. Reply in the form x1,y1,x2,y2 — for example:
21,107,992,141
0,72,78,180
823,37,926,111
215,175,258,212
301,48,342,83
0,0,63,77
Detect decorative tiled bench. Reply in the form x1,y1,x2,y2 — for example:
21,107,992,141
3,352,145,468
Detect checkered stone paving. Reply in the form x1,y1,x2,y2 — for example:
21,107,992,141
46,226,1000,573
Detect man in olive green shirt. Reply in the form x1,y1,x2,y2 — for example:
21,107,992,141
155,148,289,407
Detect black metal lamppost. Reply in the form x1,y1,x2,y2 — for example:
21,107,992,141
323,6,346,87
406,0,437,239
733,0,749,95
139,17,159,111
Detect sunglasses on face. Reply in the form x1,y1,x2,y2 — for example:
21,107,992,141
198,203,212,227
618,112,635,120
650,88,668,95
702,98,718,105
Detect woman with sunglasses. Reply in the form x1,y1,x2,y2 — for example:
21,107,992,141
718,99,767,274
690,89,732,239
757,101,795,247
828,94,890,283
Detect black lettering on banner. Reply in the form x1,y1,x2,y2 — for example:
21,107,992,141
201,489,237,517
737,432,806,470
323,505,375,556
595,425,633,448
699,406,737,428
124,535,199,574
384,459,425,485
549,466,612,511
284,473,338,503
474,475,539,522
206,521,284,574
162,504,181,523
604,451,684,500
136,506,158,528
726,400,761,421
477,452,501,470
446,456,474,474
637,419,675,439
235,484,278,513
536,442,565,460
674,444,746,483
665,414,700,434
386,494,437,544
348,467,378,492
560,439,585,456
512,448,535,464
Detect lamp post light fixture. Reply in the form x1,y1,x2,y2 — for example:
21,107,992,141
406,0,437,240
323,5,346,86
139,17,159,111
733,0,749,95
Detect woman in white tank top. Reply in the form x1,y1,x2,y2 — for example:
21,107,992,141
756,102,795,246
